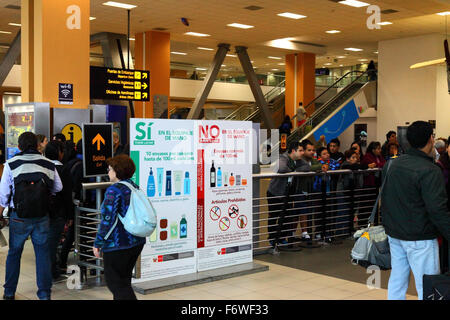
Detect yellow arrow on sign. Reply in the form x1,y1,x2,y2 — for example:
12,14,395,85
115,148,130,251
92,133,105,151
142,82,148,90
142,73,148,79
143,92,148,99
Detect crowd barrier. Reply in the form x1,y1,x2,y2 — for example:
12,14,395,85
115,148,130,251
73,168,382,285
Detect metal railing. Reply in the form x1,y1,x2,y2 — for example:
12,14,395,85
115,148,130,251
73,168,382,285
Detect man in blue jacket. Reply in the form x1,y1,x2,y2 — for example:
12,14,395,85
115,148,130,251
381,121,450,300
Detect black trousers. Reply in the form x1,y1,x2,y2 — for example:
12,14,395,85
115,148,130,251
102,244,144,300
267,191,294,241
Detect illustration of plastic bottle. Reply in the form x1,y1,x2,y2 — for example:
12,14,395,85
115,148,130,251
184,172,190,195
180,215,187,238
229,173,235,186
210,160,216,187
217,167,222,187
165,170,172,196
170,221,178,240
149,224,157,242
224,172,228,187
147,167,156,197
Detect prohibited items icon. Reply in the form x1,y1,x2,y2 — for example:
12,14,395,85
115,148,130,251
228,204,239,219
210,206,221,221
219,217,230,231
237,215,248,229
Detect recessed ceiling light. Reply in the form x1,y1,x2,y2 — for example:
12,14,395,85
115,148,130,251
226,54,237,57
197,47,214,51
185,32,210,37
345,47,363,51
326,30,341,34
227,23,254,29
271,69,280,71
102,1,137,9
277,12,307,19
377,21,392,25
0,45,10,49
358,59,368,62
196,67,207,71
171,51,187,55
324,63,332,66
374,51,378,54
340,64,344,66
8,23,21,27
128,37,135,41
221,64,226,67
268,56,282,60
278,63,285,66
336,56,346,58
436,11,450,16
0,31,12,34
89,17,96,21
338,0,370,8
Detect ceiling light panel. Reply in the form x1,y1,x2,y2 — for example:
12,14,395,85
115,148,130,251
8,23,21,27
345,47,363,51
0,31,12,34
197,47,214,51
436,12,450,16
185,32,210,37
326,30,341,33
171,51,187,55
338,0,370,8
268,56,282,60
377,21,392,25
227,23,254,29
102,1,137,9
277,12,307,19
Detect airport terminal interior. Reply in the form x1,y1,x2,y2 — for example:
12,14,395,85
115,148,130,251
0,0,449,301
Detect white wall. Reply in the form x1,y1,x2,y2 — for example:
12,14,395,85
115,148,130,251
339,111,377,154
170,78,274,102
2,64,21,87
377,34,444,142
435,67,450,139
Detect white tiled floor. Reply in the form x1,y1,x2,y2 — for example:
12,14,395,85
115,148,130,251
0,230,418,300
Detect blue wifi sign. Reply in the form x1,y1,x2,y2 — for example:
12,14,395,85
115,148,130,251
59,83,73,105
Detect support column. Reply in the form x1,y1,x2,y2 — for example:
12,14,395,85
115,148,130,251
21,0,90,107
236,46,275,129
134,31,170,118
285,52,316,124
187,43,230,120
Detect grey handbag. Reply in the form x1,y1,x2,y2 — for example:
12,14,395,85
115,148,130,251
351,160,393,270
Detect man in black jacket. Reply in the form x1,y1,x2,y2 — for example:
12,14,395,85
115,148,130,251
381,121,450,300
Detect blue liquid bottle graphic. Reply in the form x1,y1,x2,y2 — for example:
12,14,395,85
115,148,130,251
184,172,190,195
147,167,156,197
165,170,172,196
217,167,222,187
180,215,187,238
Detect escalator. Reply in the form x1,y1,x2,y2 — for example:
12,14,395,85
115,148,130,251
224,80,286,126
285,70,375,147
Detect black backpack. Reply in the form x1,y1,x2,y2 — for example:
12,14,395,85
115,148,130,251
13,178,51,219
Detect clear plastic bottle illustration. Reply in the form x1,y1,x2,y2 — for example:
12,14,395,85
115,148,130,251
184,172,190,195
147,167,156,197
217,167,222,187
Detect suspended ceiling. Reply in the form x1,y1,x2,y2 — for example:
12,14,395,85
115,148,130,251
0,0,449,76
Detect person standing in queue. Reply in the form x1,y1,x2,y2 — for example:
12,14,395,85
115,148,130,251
92,155,145,300
381,121,450,300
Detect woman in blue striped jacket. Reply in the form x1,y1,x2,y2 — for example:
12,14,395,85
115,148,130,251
93,155,146,300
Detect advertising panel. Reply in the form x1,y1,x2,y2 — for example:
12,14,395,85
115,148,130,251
196,121,253,271
130,119,197,282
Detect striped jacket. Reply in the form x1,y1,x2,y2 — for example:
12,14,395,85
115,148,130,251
0,150,62,208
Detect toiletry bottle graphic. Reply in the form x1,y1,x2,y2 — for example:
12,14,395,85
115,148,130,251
170,221,178,240
224,172,228,187
229,173,235,186
180,215,187,238
184,172,190,195
147,167,156,197
165,170,172,196
157,168,164,196
217,167,222,187
149,223,157,242
210,160,216,187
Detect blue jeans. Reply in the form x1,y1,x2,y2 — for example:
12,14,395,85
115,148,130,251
4,211,52,300
387,236,440,300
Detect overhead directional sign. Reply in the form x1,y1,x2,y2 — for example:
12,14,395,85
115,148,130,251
82,123,113,177
90,66,150,101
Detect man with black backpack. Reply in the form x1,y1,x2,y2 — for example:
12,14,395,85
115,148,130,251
0,132,62,300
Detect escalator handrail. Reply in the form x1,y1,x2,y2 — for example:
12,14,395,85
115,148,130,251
224,80,286,120
286,70,370,143
290,70,365,122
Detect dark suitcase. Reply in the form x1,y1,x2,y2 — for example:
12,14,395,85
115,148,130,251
423,273,450,300
423,237,450,300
